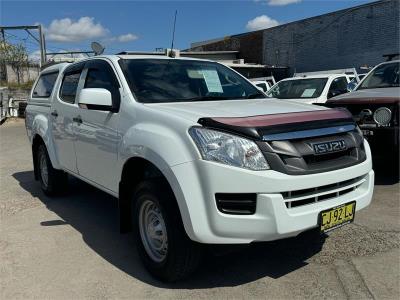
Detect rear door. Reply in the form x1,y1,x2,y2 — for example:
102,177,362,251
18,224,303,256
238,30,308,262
26,70,59,138
74,59,121,192
51,63,84,173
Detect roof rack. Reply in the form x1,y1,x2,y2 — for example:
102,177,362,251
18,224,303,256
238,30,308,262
294,68,359,77
118,48,180,57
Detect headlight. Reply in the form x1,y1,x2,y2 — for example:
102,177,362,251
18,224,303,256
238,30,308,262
373,107,392,126
189,127,269,170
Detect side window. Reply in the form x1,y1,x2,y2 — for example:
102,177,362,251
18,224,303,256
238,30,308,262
84,60,120,110
329,77,348,93
60,72,81,104
32,72,59,98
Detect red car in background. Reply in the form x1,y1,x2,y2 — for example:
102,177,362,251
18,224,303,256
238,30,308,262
324,60,399,180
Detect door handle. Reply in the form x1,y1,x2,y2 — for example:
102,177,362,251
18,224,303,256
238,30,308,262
73,116,82,124
51,110,58,117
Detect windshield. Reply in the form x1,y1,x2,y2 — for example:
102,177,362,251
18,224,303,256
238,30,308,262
358,62,400,90
266,78,328,99
119,59,264,103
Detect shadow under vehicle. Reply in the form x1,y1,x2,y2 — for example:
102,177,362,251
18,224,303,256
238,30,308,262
12,171,326,288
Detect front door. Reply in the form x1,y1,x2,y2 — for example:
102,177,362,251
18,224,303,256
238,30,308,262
74,59,121,192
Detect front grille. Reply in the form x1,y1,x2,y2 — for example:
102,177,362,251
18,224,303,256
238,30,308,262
258,129,366,175
303,148,352,165
215,193,257,215
282,175,366,209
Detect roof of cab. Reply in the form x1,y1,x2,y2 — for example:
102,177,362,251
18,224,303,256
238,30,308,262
116,54,215,63
41,62,70,73
40,54,225,74
283,74,348,81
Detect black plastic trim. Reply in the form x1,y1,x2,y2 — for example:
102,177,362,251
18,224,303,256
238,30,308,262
198,117,355,141
215,193,257,215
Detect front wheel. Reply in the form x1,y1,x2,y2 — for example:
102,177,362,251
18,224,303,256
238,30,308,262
132,180,202,282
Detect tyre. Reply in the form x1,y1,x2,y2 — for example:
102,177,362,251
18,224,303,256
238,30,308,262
132,180,202,282
37,144,68,195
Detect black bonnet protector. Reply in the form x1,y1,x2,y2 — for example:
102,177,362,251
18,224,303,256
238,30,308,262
198,108,356,141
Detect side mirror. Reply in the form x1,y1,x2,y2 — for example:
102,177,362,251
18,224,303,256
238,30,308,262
78,88,113,111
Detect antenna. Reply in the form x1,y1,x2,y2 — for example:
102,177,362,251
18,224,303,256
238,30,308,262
170,10,177,50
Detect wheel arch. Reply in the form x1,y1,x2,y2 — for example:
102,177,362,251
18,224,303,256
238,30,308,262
30,114,60,170
118,156,195,241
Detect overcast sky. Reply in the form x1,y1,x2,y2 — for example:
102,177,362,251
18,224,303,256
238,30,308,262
1,0,374,58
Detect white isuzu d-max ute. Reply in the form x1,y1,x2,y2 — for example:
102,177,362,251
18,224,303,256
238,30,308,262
26,55,374,281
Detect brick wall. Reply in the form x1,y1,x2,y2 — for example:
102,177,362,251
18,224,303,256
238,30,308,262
191,0,399,75
263,0,400,73
191,31,264,64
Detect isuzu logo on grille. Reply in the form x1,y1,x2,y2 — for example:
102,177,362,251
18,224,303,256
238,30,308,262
312,140,347,155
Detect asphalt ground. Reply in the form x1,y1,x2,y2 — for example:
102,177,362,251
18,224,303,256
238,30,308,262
1,119,399,299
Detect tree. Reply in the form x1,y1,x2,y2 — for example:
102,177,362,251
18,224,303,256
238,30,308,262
0,42,28,84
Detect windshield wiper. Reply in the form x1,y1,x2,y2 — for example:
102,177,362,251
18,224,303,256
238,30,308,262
244,92,266,99
172,93,265,102
182,96,229,102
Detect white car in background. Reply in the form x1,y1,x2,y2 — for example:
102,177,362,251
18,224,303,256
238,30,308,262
266,74,351,104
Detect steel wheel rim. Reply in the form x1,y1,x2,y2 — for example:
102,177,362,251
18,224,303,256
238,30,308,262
138,199,168,262
39,151,49,188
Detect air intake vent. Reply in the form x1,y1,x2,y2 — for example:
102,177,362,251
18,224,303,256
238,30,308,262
282,175,366,209
215,193,257,215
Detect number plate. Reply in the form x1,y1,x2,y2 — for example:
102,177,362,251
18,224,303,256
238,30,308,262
319,201,356,233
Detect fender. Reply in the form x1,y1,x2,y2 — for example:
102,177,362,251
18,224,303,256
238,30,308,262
118,122,199,240
31,113,61,169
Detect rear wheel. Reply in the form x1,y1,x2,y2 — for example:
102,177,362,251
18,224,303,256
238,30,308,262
37,144,68,195
132,180,202,282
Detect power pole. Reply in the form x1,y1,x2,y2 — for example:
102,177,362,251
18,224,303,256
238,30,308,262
0,25,47,67
38,25,46,66
0,28,7,82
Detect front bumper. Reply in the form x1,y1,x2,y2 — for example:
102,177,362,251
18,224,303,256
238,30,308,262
171,140,374,244
361,126,399,158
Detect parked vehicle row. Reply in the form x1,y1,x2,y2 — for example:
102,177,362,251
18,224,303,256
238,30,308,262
325,60,400,180
26,55,374,281
347,74,367,91
265,74,351,104
259,61,399,179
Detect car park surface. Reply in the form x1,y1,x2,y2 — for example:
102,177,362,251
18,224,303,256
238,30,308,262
1,119,399,298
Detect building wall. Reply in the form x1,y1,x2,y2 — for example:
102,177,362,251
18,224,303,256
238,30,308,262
263,0,400,73
190,31,264,64
3,64,40,84
190,0,399,75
